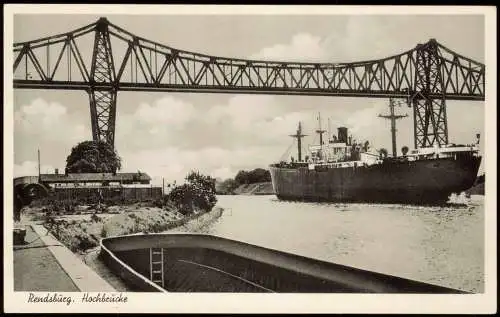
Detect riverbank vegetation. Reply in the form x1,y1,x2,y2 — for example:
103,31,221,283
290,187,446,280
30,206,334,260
216,168,273,195
26,170,220,253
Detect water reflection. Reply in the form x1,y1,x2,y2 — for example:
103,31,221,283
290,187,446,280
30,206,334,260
185,194,484,293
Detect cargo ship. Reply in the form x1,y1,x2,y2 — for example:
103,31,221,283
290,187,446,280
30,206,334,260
269,113,481,205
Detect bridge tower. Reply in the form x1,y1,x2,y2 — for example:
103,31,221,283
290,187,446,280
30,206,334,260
89,17,117,147
412,39,449,149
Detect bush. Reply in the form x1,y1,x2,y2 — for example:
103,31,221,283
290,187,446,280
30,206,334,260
165,171,217,215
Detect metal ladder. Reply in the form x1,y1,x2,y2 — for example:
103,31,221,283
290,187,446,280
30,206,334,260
149,248,164,288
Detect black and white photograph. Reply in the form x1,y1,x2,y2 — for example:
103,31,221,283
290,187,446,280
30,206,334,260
3,4,497,314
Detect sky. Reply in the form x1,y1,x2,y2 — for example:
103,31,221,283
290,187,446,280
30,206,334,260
12,13,486,185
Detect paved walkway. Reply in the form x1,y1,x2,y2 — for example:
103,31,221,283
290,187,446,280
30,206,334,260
13,224,116,292
14,225,79,291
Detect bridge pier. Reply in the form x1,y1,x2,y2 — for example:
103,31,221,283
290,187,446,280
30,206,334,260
89,17,117,147
413,40,449,148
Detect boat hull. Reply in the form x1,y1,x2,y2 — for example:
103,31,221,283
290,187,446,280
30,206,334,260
270,155,481,204
100,233,467,293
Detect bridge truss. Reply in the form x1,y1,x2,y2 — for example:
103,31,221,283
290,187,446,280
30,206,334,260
13,17,485,149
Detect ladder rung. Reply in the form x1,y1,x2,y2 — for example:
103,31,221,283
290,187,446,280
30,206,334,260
150,248,164,288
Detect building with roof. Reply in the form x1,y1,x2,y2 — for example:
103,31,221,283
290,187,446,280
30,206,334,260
39,170,152,188
14,171,162,204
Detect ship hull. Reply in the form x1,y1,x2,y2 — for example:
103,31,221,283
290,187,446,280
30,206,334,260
270,156,481,205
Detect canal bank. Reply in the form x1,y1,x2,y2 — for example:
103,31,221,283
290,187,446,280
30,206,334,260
14,224,115,292
14,206,224,292
81,207,225,291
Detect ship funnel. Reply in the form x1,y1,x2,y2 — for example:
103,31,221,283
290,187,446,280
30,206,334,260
337,127,348,144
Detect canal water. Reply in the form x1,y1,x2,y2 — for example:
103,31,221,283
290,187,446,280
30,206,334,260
189,194,484,293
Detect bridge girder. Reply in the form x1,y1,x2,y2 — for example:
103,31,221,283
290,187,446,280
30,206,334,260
13,17,485,149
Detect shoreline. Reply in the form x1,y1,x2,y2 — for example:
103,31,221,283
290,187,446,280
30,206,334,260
80,207,225,292
22,204,225,292
216,182,274,196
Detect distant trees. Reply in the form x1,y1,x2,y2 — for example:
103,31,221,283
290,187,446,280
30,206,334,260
234,168,271,185
65,140,121,174
216,168,272,195
216,178,239,195
166,171,217,215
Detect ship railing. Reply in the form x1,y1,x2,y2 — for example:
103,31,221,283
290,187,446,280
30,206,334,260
311,161,373,170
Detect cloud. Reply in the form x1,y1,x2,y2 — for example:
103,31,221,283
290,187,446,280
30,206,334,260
14,98,91,171
14,161,55,178
211,167,235,180
116,96,196,151
206,95,282,129
123,145,282,185
135,96,195,128
250,32,328,62
14,98,89,144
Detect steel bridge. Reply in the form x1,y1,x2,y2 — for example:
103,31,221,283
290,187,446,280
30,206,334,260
14,17,485,149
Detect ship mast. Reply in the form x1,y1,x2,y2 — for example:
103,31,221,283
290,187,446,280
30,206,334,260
379,98,408,157
290,122,307,162
327,117,331,143
316,113,327,148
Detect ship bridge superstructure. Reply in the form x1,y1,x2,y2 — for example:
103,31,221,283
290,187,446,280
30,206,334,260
13,17,485,149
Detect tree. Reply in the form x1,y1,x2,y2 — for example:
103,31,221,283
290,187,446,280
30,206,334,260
250,168,271,183
167,171,218,215
216,178,238,195
234,168,271,185
234,170,249,185
65,140,121,174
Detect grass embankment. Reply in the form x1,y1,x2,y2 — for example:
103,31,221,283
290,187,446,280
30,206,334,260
217,182,274,195
21,202,223,292
233,182,274,195
26,203,223,254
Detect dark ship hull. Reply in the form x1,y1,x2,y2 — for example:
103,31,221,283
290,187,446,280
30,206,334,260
270,155,481,205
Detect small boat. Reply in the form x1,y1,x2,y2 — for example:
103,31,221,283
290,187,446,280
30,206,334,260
99,233,467,293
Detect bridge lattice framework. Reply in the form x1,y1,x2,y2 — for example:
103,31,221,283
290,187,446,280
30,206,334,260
14,17,485,149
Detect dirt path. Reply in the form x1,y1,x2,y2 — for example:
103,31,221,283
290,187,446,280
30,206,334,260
79,247,133,292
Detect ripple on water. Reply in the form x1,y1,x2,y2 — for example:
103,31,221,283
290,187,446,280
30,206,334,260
200,195,485,293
